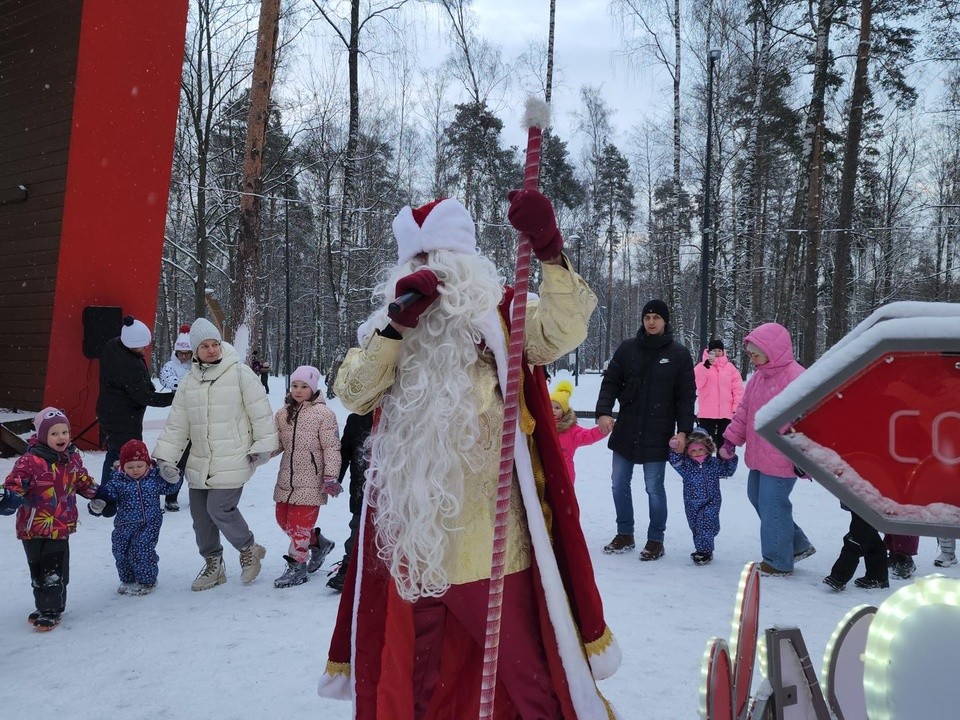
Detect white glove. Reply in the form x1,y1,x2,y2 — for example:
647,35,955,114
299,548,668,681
88,499,107,516
157,460,181,483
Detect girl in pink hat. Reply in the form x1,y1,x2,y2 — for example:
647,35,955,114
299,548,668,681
271,365,342,588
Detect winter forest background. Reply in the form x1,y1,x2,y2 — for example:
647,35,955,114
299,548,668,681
155,0,960,380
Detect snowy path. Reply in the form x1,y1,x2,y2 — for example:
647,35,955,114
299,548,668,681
1,372,953,719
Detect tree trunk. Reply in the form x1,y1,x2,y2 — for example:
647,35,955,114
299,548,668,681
670,0,682,318
793,0,836,365
231,0,280,354
828,0,873,346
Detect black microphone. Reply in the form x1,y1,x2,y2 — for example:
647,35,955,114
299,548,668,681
388,290,424,315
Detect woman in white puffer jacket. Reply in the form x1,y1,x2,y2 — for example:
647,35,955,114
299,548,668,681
154,318,278,591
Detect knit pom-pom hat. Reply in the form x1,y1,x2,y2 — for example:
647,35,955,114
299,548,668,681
120,315,152,349
550,379,574,413
174,324,192,352
119,439,151,467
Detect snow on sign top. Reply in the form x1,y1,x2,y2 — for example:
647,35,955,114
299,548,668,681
756,301,960,538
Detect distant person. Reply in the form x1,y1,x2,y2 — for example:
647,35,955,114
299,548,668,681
550,379,608,485
157,322,194,511
96,315,174,485
326,410,373,593
720,323,815,576
595,299,696,561
668,428,738,565
822,507,888,591
153,318,278,591
694,339,744,453
251,350,270,394
159,324,193,392
271,366,340,589
91,439,182,595
3,408,105,630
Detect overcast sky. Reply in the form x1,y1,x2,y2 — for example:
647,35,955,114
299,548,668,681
429,1,666,149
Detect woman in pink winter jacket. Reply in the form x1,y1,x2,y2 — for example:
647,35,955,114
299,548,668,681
694,338,744,452
272,366,342,588
551,380,609,484
719,323,815,576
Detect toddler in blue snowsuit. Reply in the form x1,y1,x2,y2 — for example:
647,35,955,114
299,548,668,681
669,428,737,565
92,439,182,595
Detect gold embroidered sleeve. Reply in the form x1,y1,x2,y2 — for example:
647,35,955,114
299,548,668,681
524,254,598,366
332,333,401,414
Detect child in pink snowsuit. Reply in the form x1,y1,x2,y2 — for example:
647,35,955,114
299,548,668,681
551,380,608,484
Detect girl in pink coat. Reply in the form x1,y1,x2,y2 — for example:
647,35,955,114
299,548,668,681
551,380,608,484
272,366,342,588
720,323,815,576
694,339,744,452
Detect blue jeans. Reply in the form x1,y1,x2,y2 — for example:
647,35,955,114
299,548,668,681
611,452,667,541
746,470,812,571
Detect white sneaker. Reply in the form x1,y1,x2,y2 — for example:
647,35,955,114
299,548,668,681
239,542,266,585
192,556,226,591
934,552,958,567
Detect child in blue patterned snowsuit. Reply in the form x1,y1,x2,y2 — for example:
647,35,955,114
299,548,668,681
669,428,737,565
93,439,182,595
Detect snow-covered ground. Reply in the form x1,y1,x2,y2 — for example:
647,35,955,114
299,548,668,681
1,371,954,719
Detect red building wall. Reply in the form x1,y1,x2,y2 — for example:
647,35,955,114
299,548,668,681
44,1,188,447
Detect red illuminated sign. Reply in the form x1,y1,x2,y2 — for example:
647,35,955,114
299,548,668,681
757,303,960,538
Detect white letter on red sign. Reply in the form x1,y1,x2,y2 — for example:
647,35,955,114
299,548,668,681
932,412,960,465
889,410,920,464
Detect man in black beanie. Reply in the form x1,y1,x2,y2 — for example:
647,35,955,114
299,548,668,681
595,299,695,561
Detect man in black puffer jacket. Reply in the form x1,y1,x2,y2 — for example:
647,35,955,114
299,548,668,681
96,316,174,484
595,299,695,561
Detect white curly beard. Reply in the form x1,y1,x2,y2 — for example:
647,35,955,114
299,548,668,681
367,250,504,602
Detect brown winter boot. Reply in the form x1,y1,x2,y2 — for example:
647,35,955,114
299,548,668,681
603,534,635,554
639,540,665,561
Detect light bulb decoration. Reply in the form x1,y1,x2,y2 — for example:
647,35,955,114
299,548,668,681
701,573,960,720
863,574,960,720
822,605,876,720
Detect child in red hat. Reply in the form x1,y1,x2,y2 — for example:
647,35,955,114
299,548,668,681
92,439,182,595
3,408,103,630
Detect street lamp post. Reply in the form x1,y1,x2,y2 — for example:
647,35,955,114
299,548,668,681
284,174,291,383
571,233,582,386
700,48,721,354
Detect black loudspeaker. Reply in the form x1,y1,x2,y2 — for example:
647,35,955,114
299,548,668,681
83,306,123,359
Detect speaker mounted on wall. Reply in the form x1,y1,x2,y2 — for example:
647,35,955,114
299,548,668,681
82,306,123,359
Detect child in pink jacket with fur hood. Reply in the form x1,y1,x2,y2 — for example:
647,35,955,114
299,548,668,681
272,365,342,588
551,380,609,484
720,323,815,577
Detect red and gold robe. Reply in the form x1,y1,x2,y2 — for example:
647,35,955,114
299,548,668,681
321,259,621,719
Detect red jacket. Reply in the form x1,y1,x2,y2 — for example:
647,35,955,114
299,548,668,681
3,438,99,540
